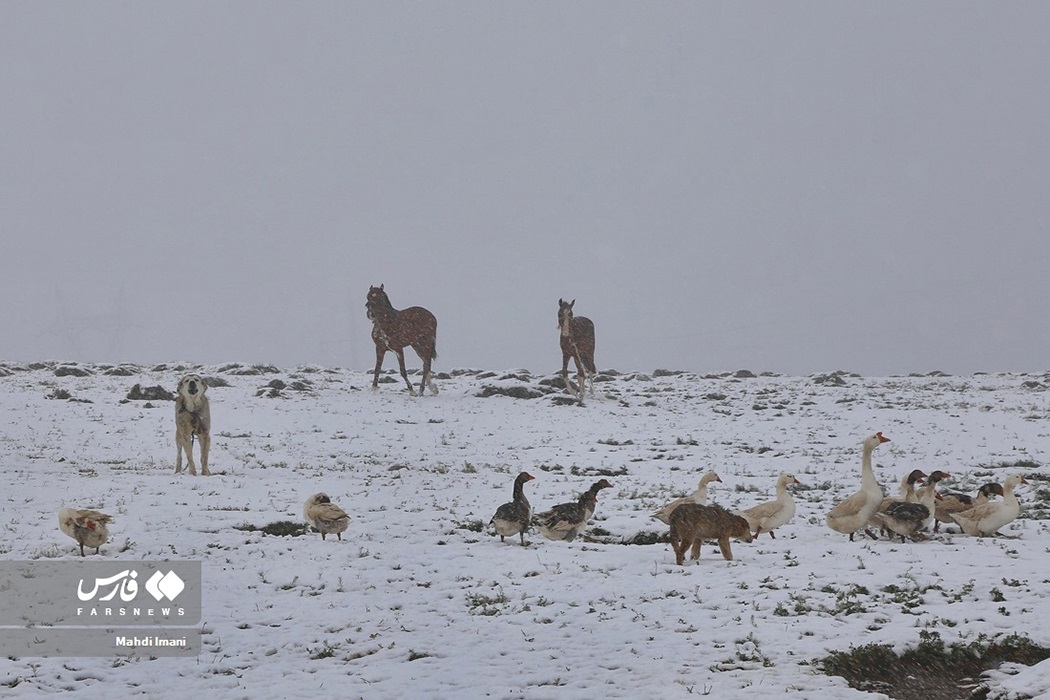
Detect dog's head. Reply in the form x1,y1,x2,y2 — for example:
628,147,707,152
178,374,207,401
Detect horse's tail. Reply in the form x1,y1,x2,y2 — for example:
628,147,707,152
431,338,438,361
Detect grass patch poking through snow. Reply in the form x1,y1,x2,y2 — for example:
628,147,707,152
234,521,310,537
819,631,1050,700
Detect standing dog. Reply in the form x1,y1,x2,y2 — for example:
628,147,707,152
669,503,753,564
175,374,211,476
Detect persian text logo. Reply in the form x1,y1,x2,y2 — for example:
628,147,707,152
77,569,185,603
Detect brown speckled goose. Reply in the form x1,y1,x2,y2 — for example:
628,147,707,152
651,471,722,525
303,492,350,541
535,479,613,542
872,469,926,537
536,491,597,542
579,478,614,521
934,481,1003,533
58,508,113,556
826,432,890,541
490,472,535,545
871,472,939,542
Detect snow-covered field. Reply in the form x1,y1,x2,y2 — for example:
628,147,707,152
2,362,1049,699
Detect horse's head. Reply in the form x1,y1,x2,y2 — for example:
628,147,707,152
366,284,389,320
558,298,575,336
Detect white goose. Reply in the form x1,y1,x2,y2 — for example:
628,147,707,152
651,471,722,525
826,432,890,541
303,492,350,541
736,472,800,539
950,474,1028,537
58,508,113,556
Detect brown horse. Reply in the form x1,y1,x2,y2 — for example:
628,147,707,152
366,284,438,395
558,298,596,404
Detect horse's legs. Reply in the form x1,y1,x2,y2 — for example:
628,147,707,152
423,350,438,395
573,355,586,404
561,352,573,395
412,343,438,395
371,347,386,391
585,352,596,397
419,356,428,396
394,348,416,395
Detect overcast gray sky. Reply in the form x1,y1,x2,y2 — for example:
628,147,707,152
3,3,1049,376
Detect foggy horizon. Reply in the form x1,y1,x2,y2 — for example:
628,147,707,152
3,4,1049,377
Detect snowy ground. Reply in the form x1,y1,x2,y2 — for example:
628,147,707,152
1,362,1049,699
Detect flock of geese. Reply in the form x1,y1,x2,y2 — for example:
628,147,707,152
824,432,1026,542
56,431,1028,558
479,430,1029,557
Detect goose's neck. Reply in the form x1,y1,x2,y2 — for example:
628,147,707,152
861,444,878,488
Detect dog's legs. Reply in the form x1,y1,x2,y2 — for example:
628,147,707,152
175,431,187,474
186,435,198,476
718,536,734,561
199,431,211,476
